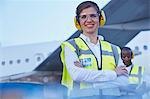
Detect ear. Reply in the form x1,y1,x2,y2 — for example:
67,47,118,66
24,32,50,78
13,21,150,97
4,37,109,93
99,10,106,27
74,16,81,30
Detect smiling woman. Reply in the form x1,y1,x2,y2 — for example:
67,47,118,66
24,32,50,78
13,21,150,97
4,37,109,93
60,1,128,98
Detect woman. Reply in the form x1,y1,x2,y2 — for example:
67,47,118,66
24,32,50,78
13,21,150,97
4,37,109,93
60,1,127,98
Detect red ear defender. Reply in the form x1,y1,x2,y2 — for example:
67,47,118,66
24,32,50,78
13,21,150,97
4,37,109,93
74,10,106,30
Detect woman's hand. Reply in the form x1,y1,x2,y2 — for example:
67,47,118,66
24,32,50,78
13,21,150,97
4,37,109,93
115,66,128,76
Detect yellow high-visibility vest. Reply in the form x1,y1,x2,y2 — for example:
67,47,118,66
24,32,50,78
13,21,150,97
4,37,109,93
60,37,120,95
129,65,144,84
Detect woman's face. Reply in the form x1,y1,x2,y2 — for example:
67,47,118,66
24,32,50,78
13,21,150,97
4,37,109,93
79,7,99,35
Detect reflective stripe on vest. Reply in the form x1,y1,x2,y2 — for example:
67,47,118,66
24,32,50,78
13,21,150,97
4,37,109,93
61,37,120,95
129,65,144,84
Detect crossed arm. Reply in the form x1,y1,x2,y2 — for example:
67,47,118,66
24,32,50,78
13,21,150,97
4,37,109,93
65,46,128,84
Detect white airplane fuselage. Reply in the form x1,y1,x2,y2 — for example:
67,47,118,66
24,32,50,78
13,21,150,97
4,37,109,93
0,41,61,79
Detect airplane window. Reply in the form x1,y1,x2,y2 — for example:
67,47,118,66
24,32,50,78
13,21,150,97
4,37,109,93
37,57,41,62
143,45,148,50
9,60,13,65
25,58,29,63
17,59,21,64
135,46,139,51
1,61,5,66
43,77,49,83
34,53,44,65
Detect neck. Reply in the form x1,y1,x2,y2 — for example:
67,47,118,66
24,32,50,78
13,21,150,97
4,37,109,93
126,61,132,67
83,32,98,44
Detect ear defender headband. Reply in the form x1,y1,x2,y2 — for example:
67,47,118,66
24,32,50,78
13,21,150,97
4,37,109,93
74,10,106,30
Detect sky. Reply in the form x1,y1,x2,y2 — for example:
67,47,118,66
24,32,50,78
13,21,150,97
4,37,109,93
0,0,111,47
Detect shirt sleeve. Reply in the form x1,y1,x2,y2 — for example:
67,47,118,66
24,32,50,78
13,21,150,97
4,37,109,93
64,45,117,83
117,57,124,67
93,75,129,89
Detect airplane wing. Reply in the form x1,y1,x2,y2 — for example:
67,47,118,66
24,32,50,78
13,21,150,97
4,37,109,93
35,0,150,71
